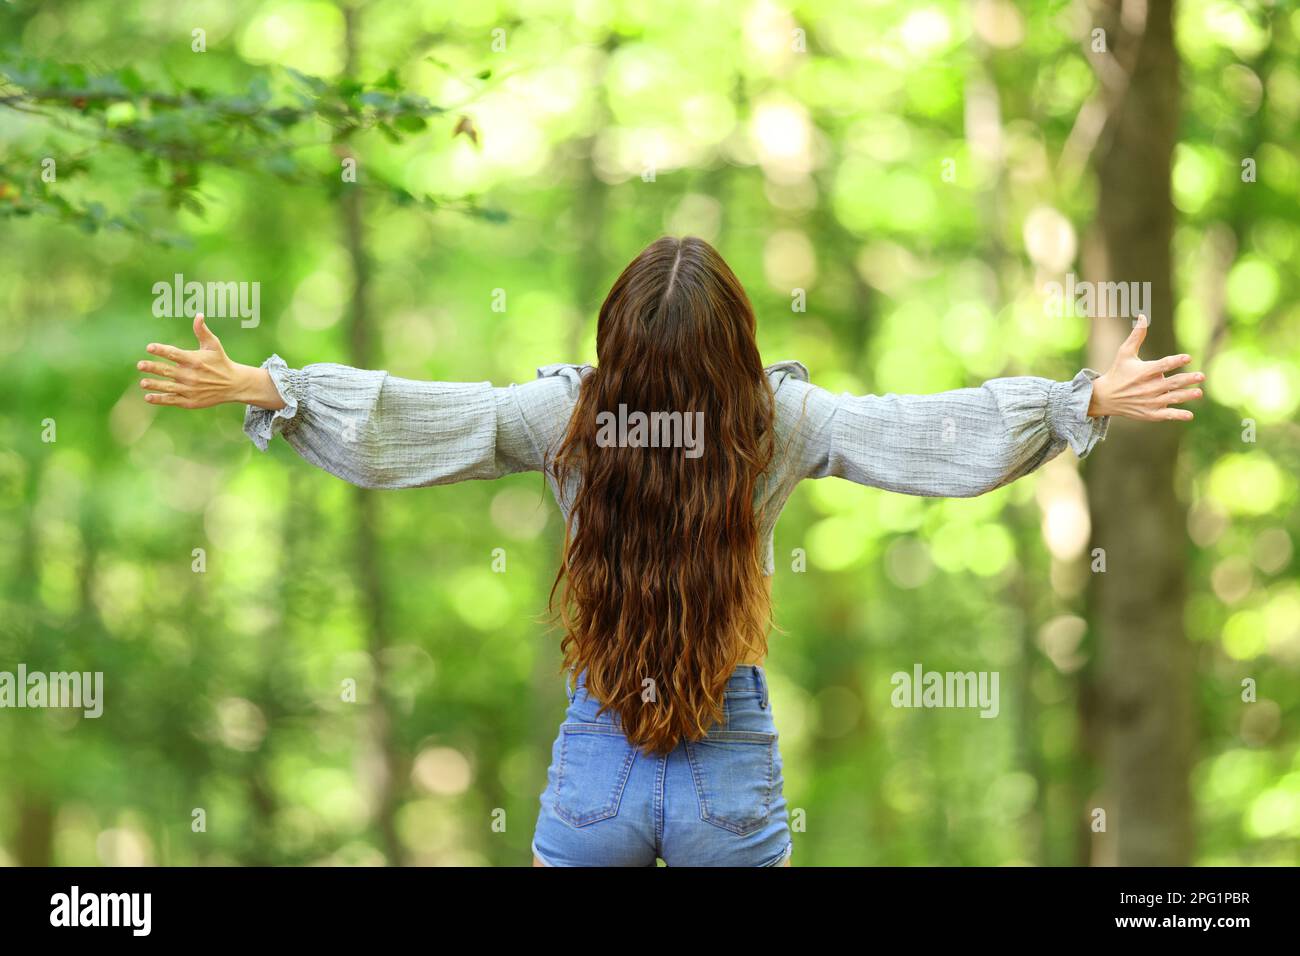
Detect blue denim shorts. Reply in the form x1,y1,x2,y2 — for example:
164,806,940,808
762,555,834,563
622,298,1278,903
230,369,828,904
532,665,791,867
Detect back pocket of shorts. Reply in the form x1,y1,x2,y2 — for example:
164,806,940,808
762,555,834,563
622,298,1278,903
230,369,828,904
554,723,637,827
685,730,777,836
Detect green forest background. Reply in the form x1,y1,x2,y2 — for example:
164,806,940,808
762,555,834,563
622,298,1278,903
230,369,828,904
1,0,1297,866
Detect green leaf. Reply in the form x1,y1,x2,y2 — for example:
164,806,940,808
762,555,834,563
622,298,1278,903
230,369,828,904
118,67,144,94
267,107,302,128
360,91,396,109
248,76,272,104
285,67,327,94
264,154,298,178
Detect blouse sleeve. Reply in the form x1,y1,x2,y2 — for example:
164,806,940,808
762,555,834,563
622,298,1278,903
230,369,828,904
241,354,578,489
770,362,1110,498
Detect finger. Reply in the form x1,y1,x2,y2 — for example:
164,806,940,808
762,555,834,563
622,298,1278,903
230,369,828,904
194,313,224,352
136,360,177,378
1158,407,1194,422
146,342,197,365
139,377,182,394
1162,371,1205,390
1163,388,1203,405
144,392,188,406
1120,314,1149,356
1152,353,1192,374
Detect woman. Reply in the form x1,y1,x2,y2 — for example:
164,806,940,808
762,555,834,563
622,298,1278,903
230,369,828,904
136,236,1203,866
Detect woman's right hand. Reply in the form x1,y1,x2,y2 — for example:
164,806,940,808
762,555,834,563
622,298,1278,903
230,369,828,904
138,313,285,410
1086,315,1204,422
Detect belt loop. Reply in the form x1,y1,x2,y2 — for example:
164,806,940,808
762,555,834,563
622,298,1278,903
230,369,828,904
756,667,768,709
565,669,575,704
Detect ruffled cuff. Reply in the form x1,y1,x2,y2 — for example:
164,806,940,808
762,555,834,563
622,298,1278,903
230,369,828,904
1048,368,1110,459
243,354,309,451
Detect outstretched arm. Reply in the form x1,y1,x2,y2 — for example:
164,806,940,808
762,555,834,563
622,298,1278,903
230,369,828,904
137,314,558,488
783,316,1203,497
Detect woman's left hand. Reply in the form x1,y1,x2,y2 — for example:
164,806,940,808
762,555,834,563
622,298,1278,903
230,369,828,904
1087,315,1205,422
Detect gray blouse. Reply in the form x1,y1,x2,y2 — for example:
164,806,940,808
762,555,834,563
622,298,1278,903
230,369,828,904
244,357,1110,574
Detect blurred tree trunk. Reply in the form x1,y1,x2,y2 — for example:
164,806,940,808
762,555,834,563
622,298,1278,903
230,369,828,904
11,466,54,866
14,793,54,867
341,3,406,866
1084,0,1194,865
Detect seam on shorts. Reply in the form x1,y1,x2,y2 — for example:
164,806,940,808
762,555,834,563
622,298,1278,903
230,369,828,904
653,752,667,848
759,841,792,867
531,840,563,868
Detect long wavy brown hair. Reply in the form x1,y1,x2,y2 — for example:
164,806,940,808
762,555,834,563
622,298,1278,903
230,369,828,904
548,236,776,755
